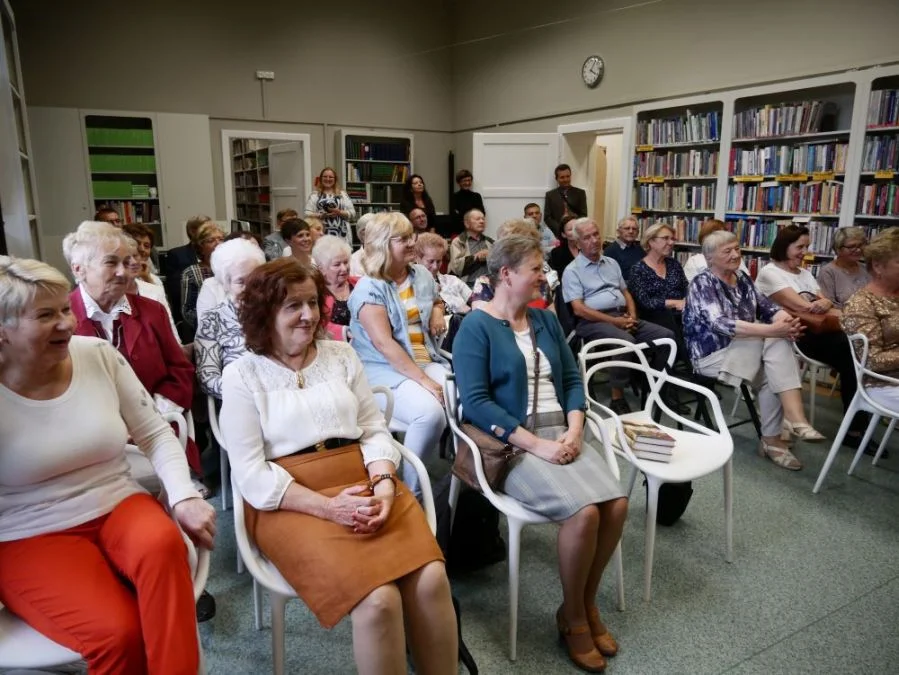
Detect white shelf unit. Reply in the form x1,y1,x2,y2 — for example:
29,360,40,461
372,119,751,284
855,74,899,234
231,138,271,237
339,129,413,219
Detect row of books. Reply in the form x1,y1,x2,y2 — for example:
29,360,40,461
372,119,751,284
857,183,899,216
861,135,899,172
235,190,270,205
346,184,400,204
98,200,160,224
633,150,718,178
732,100,831,139
635,110,720,145
725,181,843,215
345,140,410,162
635,216,706,241
236,204,270,222
234,172,269,188
346,162,408,183
234,155,268,172
231,138,267,155
728,142,848,176
725,218,835,255
632,185,715,211
867,89,899,128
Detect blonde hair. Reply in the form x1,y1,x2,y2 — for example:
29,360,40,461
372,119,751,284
186,215,213,242
62,221,134,279
864,227,899,274
0,256,71,326
362,212,414,280
496,218,539,241
641,221,675,250
195,221,224,246
305,216,325,234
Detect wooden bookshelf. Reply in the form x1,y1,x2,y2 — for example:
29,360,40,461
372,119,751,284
85,114,162,243
231,138,272,237
340,130,413,218
855,76,899,230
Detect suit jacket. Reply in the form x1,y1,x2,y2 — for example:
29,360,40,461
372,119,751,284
543,186,588,238
70,290,195,410
162,243,198,324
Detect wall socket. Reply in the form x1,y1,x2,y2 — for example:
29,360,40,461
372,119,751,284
255,70,275,81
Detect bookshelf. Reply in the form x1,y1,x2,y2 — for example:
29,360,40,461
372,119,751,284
856,76,899,230
84,115,162,244
231,138,272,237
340,130,413,219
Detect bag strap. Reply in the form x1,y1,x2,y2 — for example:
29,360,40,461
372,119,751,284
527,317,539,433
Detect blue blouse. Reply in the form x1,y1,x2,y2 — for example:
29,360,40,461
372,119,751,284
682,268,781,364
453,308,585,443
627,258,688,312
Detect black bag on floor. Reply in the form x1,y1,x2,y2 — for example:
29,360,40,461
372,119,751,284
646,479,694,526
434,474,506,575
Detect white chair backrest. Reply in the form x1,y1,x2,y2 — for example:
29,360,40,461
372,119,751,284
846,333,899,412
370,385,394,426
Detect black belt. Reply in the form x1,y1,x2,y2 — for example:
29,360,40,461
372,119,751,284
297,437,360,455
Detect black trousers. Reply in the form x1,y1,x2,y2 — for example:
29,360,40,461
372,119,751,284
796,330,864,430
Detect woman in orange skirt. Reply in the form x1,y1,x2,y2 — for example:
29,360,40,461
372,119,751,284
220,258,458,675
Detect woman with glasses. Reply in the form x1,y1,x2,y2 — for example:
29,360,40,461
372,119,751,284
817,226,871,309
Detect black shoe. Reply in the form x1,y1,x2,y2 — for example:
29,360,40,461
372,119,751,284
196,590,216,622
844,433,889,458
609,398,632,415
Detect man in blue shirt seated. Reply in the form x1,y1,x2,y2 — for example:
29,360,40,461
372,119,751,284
603,217,643,281
561,218,680,414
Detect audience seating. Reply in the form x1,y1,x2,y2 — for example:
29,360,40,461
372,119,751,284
443,374,626,661
793,342,835,428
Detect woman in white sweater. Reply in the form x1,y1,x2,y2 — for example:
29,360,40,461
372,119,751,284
0,256,216,675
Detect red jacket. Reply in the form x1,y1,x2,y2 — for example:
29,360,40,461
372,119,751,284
70,290,195,410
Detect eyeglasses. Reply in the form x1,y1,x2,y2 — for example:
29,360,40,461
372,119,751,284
841,244,863,251
390,235,414,244
654,236,675,242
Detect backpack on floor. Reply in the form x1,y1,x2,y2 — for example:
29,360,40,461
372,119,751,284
646,479,694,526
434,473,506,575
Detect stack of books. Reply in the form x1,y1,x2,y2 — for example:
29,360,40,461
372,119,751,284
619,421,676,463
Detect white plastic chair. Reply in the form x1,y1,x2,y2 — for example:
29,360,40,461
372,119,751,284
580,338,734,602
207,395,230,512
793,342,833,428
443,374,625,661
0,416,212,674
231,392,436,675
813,334,899,493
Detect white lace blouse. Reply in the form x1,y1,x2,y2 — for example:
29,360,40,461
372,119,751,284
220,340,401,510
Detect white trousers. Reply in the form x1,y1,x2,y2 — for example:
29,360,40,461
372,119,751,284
866,385,899,412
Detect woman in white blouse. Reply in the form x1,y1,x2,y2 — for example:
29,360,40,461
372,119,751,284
220,258,457,674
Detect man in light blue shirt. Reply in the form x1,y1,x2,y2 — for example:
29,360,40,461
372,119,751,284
524,203,559,260
561,217,677,414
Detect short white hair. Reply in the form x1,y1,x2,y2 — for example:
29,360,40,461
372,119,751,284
356,212,377,246
702,230,738,260
569,217,596,243
617,216,638,231
312,235,352,268
210,238,265,286
62,221,135,277
0,256,71,326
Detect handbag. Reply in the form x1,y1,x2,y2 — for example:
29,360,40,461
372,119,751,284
796,309,841,334
453,319,539,491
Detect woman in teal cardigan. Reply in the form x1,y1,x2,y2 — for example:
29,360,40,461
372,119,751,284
453,234,627,674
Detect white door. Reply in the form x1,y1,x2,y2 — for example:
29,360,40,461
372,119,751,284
269,141,307,233
472,133,560,238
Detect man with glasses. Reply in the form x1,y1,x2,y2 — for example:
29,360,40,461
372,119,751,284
95,206,123,227
603,216,643,280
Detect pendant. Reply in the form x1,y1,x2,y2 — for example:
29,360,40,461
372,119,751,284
296,370,305,389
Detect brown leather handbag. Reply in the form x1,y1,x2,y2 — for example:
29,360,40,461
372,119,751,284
453,320,539,492
796,309,842,334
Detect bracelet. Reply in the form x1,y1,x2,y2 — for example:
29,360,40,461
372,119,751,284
368,473,397,492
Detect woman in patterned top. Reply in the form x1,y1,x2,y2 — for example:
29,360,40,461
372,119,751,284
195,237,266,398
683,230,823,471
415,232,472,315
348,213,450,497
180,221,225,340
304,167,356,244
312,234,355,342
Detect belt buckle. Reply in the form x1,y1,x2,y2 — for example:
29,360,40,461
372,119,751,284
314,441,327,452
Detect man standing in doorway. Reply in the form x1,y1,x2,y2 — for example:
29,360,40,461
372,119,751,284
603,216,643,280
543,163,588,238
524,203,559,259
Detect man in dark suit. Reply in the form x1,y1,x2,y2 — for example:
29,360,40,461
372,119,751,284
162,215,210,330
543,163,588,238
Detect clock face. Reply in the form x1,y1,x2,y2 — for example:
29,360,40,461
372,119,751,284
582,55,604,88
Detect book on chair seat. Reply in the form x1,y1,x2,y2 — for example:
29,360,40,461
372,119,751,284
619,422,676,461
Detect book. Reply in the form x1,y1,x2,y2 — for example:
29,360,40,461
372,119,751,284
620,421,676,452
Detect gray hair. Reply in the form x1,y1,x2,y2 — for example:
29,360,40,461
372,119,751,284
211,238,266,287
0,256,71,326
356,212,377,245
617,216,638,231
312,234,352,268
702,230,738,260
62,221,135,278
486,235,543,285
569,217,596,243
833,226,868,253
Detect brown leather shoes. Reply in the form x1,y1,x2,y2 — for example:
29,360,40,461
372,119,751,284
556,607,607,672
587,607,619,657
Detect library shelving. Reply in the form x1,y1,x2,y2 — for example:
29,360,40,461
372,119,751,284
231,138,272,237
340,130,413,218
856,77,899,229
85,114,163,243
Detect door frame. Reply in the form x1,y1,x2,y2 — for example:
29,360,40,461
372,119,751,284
557,117,633,227
220,130,312,223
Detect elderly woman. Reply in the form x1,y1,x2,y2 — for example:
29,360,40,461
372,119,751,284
281,217,314,265
454,235,627,673
304,167,356,244
196,231,261,328
350,212,376,277
842,227,899,411
348,213,450,497
817,226,871,309
756,225,870,449
220,259,457,673
684,230,824,471
195,237,266,398
415,232,472,315
0,256,215,674
449,209,494,285
116,223,179,340
683,220,749,283
180,221,225,341
312,234,356,341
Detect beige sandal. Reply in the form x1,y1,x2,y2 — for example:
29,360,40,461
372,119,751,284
759,440,802,471
782,419,826,442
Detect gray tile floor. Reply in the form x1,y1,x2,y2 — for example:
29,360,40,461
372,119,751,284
199,386,899,674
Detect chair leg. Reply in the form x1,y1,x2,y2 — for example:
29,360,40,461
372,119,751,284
643,477,661,602
507,518,524,662
625,464,640,498
729,386,741,419
741,384,763,439
237,548,244,575
449,475,461,532
613,542,626,612
253,579,263,631
723,458,733,563
197,625,207,675
809,367,818,429
271,593,287,675
848,414,881,475
813,400,859,493
873,418,896,466
220,450,230,512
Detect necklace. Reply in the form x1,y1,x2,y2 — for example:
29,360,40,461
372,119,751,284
271,344,315,388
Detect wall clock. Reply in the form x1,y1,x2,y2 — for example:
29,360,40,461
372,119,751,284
582,55,605,89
